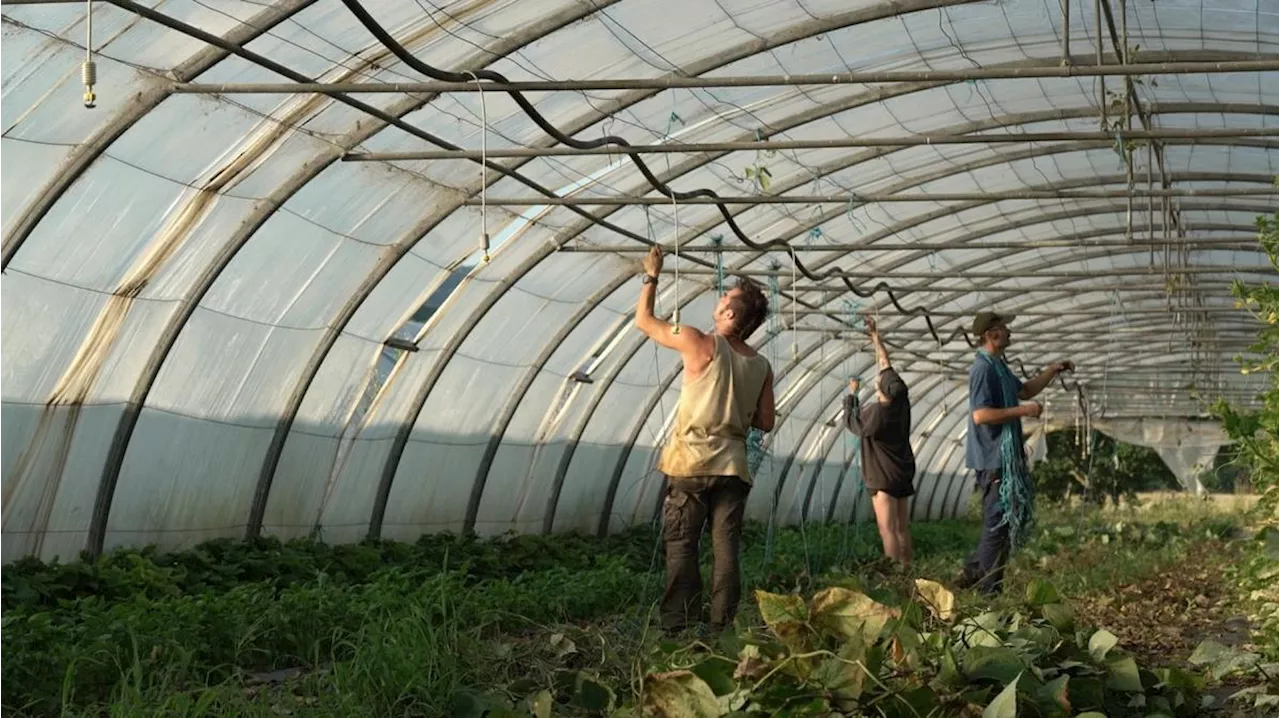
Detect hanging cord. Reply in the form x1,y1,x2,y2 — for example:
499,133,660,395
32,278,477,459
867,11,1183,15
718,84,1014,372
465,71,490,263
711,234,725,294
790,247,798,361
670,194,680,333
82,0,97,108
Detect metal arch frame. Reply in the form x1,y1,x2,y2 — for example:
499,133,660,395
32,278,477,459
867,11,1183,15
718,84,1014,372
595,223,1263,537
0,0,322,267
284,0,1034,541
69,0,631,555
2,0,1269,555
489,199,1268,537
367,134,1265,537
282,81,1280,542
458,131,1274,536
908,389,973,518
583,206,1264,536
52,2,1280,547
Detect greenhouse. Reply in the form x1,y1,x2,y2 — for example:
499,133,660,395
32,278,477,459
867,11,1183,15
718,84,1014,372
1,0,1276,715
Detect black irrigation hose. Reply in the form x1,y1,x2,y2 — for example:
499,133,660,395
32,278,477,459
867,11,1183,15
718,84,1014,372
341,0,1088,407
339,0,953,341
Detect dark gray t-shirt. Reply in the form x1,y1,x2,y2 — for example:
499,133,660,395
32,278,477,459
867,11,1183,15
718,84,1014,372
843,367,915,493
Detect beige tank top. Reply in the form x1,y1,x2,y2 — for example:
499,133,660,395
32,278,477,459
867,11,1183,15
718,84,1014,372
657,334,772,484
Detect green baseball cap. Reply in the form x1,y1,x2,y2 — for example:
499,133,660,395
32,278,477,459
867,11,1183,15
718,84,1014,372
971,311,1014,335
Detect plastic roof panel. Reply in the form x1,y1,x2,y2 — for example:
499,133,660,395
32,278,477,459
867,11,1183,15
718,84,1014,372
1,0,1275,559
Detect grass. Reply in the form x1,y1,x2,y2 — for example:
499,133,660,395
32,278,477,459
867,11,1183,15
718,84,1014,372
2,496,1272,717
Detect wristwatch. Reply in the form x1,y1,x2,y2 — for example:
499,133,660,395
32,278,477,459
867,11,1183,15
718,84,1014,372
641,274,659,285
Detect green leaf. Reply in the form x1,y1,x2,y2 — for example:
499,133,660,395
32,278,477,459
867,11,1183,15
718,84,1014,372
1087,629,1118,662
939,645,965,687
1037,675,1071,717
1025,578,1062,607
1041,603,1075,632
964,646,1026,684
1105,656,1143,693
1153,667,1203,692
915,578,957,621
1068,677,1106,711
1189,639,1263,680
529,690,553,718
690,658,736,697
754,590,810,650
983,672,1020,718
808,587,900,645
811,649,867,703
642,670,723,718
1074,713,1108,718
572,673,616,712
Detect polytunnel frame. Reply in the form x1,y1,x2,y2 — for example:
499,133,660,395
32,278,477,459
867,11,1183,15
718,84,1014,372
7,0,1269,550
455,126,1276,533
585,217,1270,538
471,156,1280,534
18,0,644,553
500,198,1267,538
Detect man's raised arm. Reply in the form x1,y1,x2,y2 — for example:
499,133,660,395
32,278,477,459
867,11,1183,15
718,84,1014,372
635,245,704,352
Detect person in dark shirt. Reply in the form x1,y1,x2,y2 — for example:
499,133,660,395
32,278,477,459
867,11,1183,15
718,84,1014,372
843,317,916,567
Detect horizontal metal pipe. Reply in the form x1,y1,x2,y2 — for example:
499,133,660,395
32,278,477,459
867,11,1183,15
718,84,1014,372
171,59,1280,94
346,128,1278,160
562,236,1257,253
871,329,1259,338
786,306,1251,316
784,281,1267,292
467,187,1279,206
667,266,1275,279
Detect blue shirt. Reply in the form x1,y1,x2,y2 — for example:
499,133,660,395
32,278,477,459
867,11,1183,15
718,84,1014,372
965,353,1024,470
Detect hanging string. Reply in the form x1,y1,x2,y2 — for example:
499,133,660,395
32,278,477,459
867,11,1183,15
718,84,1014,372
82,0,97,108
466,71,490,263
759,270,784,568
711,234,725,294
670,194,681,333
789,247,798,361
846,196,866,234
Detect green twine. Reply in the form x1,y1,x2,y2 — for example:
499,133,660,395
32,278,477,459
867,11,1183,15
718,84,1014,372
842,298,863,332
747,428,767,476
977,349,1037,549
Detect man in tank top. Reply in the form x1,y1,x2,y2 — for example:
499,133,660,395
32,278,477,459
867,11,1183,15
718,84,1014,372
635,245,775,634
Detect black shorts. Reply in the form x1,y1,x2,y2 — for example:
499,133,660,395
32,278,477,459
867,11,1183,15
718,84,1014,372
868,484,915,499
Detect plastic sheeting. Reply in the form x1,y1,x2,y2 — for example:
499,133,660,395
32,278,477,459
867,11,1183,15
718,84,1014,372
1,0,1275,561
1094,418,1232,495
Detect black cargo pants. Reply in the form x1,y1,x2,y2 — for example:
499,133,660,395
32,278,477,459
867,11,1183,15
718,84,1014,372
660,475,750,633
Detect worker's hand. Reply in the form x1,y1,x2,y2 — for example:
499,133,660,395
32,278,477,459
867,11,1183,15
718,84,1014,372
1052,360,1075,374
1022,401,1044,419
864,315,878,336
643,245,663,277
848,378,861,393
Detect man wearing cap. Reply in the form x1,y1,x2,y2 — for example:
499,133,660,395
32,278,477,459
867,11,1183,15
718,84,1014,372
957,312,1074,595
